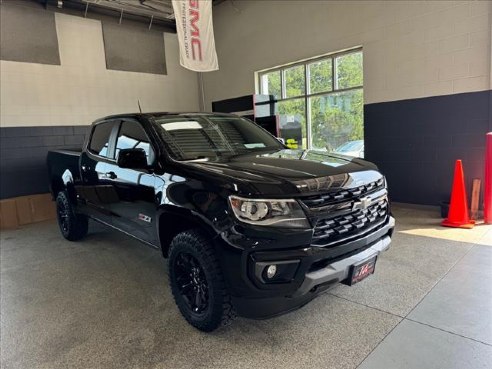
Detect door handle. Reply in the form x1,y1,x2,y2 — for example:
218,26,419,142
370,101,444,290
104,171,117,179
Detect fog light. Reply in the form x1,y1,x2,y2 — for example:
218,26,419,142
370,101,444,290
266,265,277,279
253,259,300,284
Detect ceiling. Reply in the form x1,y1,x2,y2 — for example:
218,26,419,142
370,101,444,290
49,0,227,23
82,0,175,20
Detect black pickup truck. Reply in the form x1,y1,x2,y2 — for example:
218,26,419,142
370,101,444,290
47,113,395,331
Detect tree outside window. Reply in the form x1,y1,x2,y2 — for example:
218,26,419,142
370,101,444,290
258,49,363,156
260,71,281,99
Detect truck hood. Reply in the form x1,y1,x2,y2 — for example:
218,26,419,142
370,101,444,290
183,149,383,196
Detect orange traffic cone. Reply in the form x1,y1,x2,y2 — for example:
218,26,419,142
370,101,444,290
484,133,492,224
442,160,475,229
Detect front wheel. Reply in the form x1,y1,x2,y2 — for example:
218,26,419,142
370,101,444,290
56,191,88,241
168,230,235,332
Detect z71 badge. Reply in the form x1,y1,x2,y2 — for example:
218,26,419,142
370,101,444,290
138,213,152,223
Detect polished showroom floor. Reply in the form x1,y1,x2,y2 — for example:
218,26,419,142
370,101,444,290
1,205,491,369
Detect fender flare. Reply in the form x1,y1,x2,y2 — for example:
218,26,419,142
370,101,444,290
55,169,78,205
155,205,219,257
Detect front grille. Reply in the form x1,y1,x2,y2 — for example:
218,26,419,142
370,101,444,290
312,197,388,247
301,177,385,209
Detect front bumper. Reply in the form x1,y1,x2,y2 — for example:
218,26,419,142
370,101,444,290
293,233,391,297
227,216,395,319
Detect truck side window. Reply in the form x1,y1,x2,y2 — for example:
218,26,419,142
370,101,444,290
115,121,155,165
89,122,114,157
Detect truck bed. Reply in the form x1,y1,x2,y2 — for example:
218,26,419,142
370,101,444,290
46,149,83,198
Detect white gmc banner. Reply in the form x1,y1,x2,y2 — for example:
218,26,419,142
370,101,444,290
172,0,219,72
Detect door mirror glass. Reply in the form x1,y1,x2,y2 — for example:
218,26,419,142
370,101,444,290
117,148,148,169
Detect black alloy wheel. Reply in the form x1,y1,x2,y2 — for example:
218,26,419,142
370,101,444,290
55,191,89,241
57,199,70,234
168,230,235,331
174,252,209,315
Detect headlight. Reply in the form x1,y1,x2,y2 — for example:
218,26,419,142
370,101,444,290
229,196,310,228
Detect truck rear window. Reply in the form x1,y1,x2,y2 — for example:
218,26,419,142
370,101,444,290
89,122,114,157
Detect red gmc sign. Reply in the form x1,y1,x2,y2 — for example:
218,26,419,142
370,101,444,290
189,0,202,61
172,0,218,71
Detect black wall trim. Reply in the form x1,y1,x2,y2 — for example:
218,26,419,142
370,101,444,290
0,126,89,200
365,90,492,206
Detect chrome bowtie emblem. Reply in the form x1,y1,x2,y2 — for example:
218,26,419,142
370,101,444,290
353,197,372,211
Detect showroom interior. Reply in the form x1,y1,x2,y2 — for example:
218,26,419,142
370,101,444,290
0,0,491,368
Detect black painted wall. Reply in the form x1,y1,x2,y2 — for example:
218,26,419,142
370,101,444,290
365,90,492,206
0,126,89,199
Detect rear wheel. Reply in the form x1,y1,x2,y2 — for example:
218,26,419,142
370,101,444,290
56,191,88,241
168,230,235,332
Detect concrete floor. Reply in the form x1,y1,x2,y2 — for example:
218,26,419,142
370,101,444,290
1,205,491,369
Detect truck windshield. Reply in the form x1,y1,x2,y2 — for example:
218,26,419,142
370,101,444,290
154,115,284,161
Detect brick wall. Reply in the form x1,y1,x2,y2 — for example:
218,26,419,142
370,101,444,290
0,9,199,129
204,0,491,107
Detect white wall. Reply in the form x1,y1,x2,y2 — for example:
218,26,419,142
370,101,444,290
203,0,491,109
0,13,200,127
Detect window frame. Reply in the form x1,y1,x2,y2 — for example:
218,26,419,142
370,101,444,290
282,64,306,99
257,47,363,149
87,120,119,160
307,57,333,95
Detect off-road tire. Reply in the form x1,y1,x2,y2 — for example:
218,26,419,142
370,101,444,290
168,230,236,332
56,191,89,241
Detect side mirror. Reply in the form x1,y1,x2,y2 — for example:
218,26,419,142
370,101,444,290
117,148,148,169
277,137,286,145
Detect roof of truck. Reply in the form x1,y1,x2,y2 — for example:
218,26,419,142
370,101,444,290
92,112,238,124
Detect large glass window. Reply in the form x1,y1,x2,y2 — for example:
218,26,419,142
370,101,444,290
309,58,333,94
260,71,281,99
284,65,305,98
310,89,363,153
335,52,363,90
258,49,363,156
277,98,306,149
